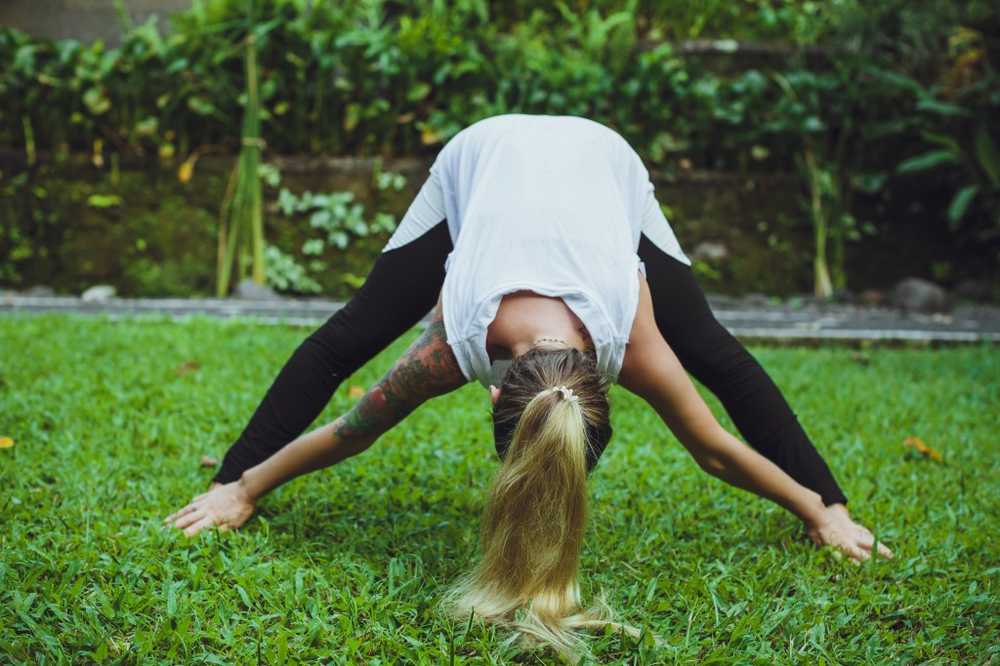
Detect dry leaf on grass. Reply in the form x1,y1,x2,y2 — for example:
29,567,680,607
903,435,943,463
0,436,14,449
200,454,219,467
175,360,201,377
348,385,366,399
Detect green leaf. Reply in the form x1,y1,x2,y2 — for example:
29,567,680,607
947,185,978,228
236,585,252,609
915,96,968,117
86,193,123,208
974,125,1000,186
187,95,216,117
134,116,158,137
82,87,110,115
165,581,176,617
920,131,962,155
330,231,349,249
343,103,361,131
309,209,332,230
277,188,297,216
407,82,431,102
897,150,959,174
851,172,887,193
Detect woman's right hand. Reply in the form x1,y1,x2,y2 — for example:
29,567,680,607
164,480,256,537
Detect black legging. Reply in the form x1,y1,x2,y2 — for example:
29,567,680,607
214,221,847,506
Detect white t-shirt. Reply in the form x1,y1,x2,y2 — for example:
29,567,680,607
383,113,690,388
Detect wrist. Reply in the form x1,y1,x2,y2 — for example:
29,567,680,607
826,502,849,514
796,489,829,529
238,470,264,503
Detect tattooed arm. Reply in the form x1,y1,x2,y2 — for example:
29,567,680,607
165,300,467,536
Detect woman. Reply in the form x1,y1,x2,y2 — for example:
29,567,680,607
166,114,892,659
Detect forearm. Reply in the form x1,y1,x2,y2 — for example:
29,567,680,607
689,425,826,526
238,417,376,501
637,234,848,505
214,333,352,484
239,308,464,502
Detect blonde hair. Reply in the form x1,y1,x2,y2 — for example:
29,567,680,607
442,347,640,663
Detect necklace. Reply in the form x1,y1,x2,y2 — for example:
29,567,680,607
534,336,571,347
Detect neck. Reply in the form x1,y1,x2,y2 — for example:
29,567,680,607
489,291,592,359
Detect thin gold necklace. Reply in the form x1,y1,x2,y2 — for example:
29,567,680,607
534,336,571,346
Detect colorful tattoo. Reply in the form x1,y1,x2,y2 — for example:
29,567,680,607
334,310,466,441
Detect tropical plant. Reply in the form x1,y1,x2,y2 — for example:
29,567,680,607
216,27,265,297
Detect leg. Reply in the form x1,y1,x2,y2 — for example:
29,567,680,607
214,220,452,483
637,234,848,506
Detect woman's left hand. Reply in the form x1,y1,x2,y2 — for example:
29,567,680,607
806,503,893,563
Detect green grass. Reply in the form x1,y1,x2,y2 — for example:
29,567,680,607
1,314,997,664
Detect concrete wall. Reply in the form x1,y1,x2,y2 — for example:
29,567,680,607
0,0,191,46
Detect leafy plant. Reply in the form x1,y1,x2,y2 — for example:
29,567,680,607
1,0,999,296
263,161,406,294
216,25,266,297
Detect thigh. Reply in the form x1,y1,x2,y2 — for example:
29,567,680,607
307,218,452,376
637,233,731,372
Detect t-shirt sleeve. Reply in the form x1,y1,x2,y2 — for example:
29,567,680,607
629,149,666,233
381,157,448,252
624,143,692,266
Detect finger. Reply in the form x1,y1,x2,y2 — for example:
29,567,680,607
855,532,874,550
856,532,893,560
184,515,216,538
164,503,199,524
172,508,206,530
843,543,869,563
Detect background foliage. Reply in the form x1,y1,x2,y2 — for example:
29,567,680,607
1,0,998,296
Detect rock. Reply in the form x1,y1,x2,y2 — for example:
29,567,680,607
787,294,827,309
233,278,280,300
705,293,740,309
832,288,856,304
954,279,990,303
889,277,951,313
859,289,885,306
81,285,116,302
741,292,773,308
691,241,729,262
23,285,55,297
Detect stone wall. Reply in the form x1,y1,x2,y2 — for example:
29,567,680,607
0,0,190,46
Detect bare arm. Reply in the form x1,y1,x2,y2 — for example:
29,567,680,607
618,275,892,561
239,302,466,499
166,300,468,535
618,304,827,527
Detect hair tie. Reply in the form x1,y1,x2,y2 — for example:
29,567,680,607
546,385,578,403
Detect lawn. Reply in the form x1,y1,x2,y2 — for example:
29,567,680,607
1,314,997,664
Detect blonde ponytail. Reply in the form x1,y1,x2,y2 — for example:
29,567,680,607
443,349,640,663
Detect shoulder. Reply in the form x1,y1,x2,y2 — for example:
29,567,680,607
378,301,469,408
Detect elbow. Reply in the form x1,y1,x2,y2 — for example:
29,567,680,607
695,452,728,477
684,425,733,478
